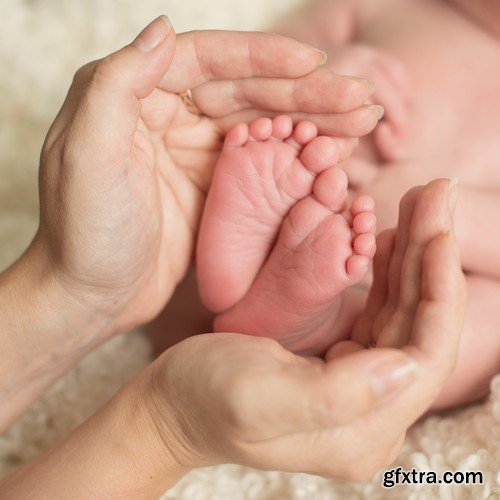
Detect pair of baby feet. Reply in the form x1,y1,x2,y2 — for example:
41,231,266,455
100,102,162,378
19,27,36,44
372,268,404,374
197,116,376,354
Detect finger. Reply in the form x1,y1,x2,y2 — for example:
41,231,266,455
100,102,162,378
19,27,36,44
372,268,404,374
382,432,406,468
409,231,466,369
217,104,384,138
51,16,176,161
370,233,466,431
386,185,423,305
256,348,419,437
372,187,422,341
191,68,375,116
352,229,396,346
398,179,455,314
325,340,365,360
378,179,458,349
159,31,366,93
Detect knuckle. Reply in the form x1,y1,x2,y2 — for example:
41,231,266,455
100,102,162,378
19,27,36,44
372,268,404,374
314,391,341,427
73,61,97,86
92,57,113,81
312,369,352,427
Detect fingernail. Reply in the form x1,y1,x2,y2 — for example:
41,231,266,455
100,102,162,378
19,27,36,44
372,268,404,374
448,177,460,216
370,356,419,400
347,76,376,96
316,49,328,65
303,44,328,65
133,15,172,52
368,104,385,120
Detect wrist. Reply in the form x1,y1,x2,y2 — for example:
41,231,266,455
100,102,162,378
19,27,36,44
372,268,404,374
86,370,193,496
29,233,128,339
0,240,118,430
21,237,119,347
0,369,191,498
143,351,215,472
30,229,169,339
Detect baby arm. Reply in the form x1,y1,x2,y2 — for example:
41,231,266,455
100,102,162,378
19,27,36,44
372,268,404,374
454,184,500,279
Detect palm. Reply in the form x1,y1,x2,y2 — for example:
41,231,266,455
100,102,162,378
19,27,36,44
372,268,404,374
125,91,231,324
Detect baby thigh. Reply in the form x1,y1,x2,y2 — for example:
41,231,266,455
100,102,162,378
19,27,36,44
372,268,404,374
432,275,500,410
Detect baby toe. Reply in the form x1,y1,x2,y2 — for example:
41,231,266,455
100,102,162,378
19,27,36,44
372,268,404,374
225,122,249,147
346,255,370,280
353,212,377,235
351,194,375,217
271,115,294,140
313,167,348,212
285,120,318,149
249,117,273,141
300,136,340,174
353,233,377,259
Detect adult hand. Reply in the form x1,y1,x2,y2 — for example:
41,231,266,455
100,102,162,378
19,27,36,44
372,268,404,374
33,16,380,341
144,180,466,483
0,180,465,497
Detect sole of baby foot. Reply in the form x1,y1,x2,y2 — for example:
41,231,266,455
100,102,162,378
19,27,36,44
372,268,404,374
215,167,376,356
197,115,354,314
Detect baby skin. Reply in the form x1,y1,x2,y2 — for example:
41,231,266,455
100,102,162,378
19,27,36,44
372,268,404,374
277,0,500,408
197,116,376,355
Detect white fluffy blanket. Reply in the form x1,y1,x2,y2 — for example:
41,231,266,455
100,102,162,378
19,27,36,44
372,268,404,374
0,1,498,498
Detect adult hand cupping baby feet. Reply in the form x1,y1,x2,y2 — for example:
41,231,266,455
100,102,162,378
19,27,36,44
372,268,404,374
197,116,377,355
143,184,466,482
145,332,418,482
32,16,380,344
334,179,467,412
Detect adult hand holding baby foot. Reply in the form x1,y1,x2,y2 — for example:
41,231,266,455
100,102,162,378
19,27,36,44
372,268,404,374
0,16,381,430
0,178,466,497
35,17,379,338
134,180,467,490
331,179,467,415
0,11,467,498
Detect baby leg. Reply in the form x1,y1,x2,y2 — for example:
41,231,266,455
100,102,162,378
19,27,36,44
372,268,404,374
433,275,500,409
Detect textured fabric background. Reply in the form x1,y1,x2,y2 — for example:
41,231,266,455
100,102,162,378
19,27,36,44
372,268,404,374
0,1,499,498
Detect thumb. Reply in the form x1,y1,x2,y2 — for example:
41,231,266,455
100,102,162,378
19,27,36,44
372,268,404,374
258,348,420,438
64,16,175,159
101,15,176,99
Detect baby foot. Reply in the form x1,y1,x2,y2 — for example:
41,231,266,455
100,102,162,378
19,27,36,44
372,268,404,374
197,116,354,313
213,166,376,356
